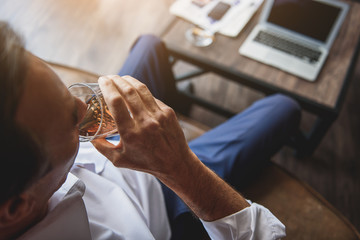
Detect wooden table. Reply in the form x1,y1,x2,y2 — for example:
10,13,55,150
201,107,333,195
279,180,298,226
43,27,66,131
161,0,360,156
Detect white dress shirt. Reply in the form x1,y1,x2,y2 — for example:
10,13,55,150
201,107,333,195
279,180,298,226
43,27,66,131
18,142,286,240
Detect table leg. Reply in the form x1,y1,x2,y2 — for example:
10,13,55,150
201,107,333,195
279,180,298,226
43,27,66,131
295,114,337,157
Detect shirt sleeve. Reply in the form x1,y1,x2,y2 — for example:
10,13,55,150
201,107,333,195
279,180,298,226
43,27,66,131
200,202,286,240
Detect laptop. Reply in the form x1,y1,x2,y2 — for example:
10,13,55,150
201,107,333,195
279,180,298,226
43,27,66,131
239,0,349,81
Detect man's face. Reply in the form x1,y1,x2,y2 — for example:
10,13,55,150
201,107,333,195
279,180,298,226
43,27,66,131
15,53,86,214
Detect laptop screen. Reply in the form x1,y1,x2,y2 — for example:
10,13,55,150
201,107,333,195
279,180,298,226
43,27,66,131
267,0,341,43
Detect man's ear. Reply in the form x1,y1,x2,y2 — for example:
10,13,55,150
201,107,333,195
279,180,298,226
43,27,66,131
0,193,34,228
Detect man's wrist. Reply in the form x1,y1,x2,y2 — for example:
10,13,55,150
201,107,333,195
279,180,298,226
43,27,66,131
155,150,201,188
156,150,250,221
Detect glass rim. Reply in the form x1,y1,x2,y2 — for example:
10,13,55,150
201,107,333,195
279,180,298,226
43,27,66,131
68,82,104,142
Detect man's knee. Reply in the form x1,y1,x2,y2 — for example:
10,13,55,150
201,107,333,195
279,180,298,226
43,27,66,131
267,94,301,129
272,93,300,113
131,34,164,53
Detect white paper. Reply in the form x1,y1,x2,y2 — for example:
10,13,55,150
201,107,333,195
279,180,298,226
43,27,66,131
170,0,264,37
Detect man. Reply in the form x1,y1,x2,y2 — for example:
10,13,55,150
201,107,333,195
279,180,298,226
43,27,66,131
0,21,300,239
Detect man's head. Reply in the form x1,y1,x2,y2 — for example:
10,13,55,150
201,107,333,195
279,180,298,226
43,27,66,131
0,22,86,239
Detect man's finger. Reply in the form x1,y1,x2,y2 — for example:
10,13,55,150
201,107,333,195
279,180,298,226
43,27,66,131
122,75,160,113
98,76,134,134
109,75,147,118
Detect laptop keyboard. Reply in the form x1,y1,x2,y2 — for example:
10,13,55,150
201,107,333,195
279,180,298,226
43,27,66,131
254,30,322,63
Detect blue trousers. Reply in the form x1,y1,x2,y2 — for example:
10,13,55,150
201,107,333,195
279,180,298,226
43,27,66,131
118,35,301,239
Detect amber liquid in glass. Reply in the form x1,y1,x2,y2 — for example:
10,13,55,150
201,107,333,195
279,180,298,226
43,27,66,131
79,95,117,138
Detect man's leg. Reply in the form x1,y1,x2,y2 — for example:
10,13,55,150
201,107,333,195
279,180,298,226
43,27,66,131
163,94,301,239
189,94,300,185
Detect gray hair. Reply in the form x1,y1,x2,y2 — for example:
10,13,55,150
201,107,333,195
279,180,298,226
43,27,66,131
0,21,27,124
0,21,47,204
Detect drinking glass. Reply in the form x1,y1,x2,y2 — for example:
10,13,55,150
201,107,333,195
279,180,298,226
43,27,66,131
68,83,118,142
185,26,216,47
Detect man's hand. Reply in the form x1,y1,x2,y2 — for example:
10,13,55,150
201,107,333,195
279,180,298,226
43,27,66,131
92,75,250,222
91,75,193,179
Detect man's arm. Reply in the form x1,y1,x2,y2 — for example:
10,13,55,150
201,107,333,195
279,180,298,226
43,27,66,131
91,75,250,221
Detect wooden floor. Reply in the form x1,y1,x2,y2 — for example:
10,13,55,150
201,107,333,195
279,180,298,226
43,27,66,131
1,0,359,232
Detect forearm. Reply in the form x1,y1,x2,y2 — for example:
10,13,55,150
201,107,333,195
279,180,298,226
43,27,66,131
157,151,250,222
